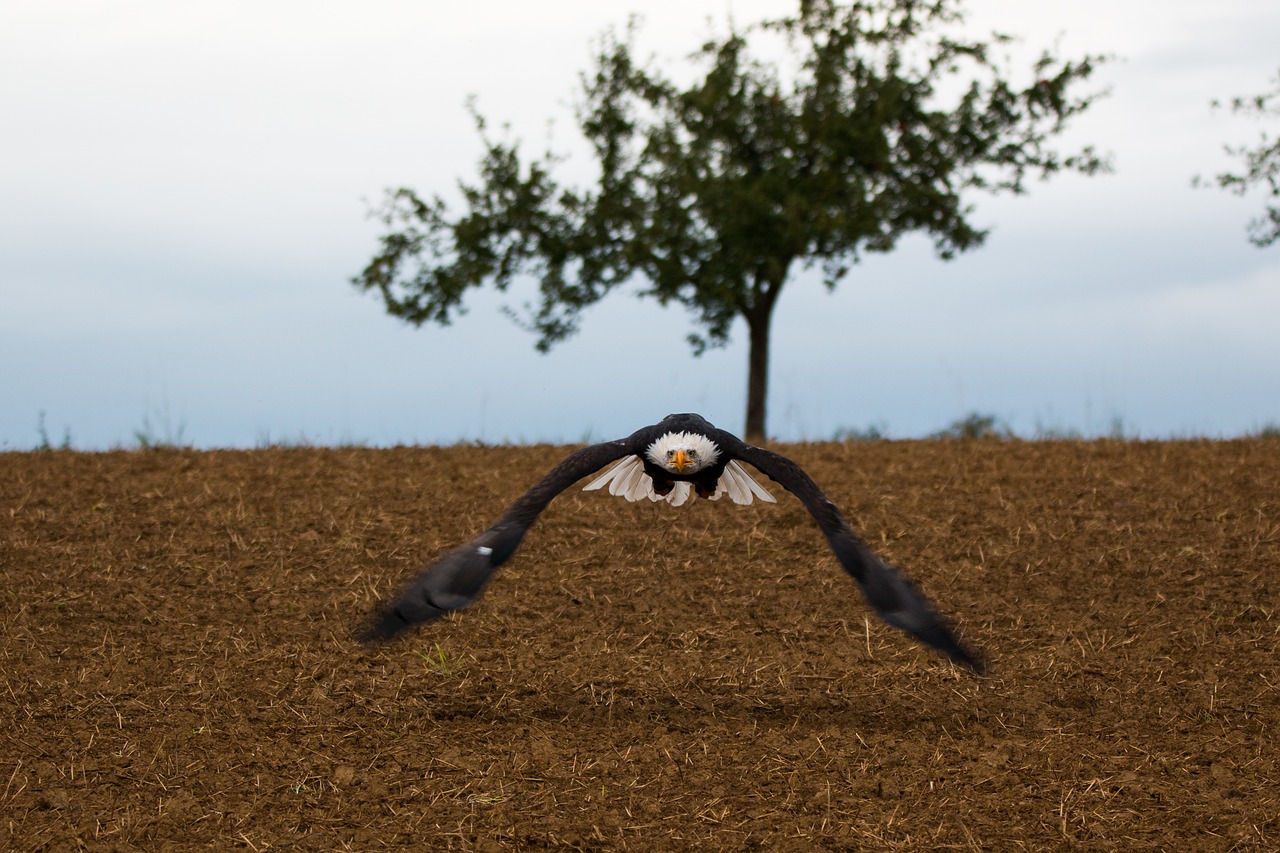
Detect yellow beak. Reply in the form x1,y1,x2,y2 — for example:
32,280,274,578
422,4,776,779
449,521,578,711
670,449,691,473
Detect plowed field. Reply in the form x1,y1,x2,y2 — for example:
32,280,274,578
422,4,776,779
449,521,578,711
2,440,1277,850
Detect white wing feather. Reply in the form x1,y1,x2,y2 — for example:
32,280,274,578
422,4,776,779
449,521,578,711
668,481,693,507
623,461,650,501
727,460,776,503
707,461,775,505
731,464,754,504
583,457,638,495
711,466,735,503
615,457,644,499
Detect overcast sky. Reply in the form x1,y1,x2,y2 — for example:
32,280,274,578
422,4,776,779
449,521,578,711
3,0,1278,449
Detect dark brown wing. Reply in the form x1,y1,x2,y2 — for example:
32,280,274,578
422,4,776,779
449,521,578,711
728,439,984,672
359,438,636,643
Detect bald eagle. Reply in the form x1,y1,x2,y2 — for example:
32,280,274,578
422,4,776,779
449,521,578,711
360,413,982,672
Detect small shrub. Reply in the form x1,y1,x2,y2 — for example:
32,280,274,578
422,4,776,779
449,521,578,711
833,422,889,442
931,412,1013,440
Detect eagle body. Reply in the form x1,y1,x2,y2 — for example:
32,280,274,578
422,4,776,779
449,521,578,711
585,425,776,506
361,413,982,672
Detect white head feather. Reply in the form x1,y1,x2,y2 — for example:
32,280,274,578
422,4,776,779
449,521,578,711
644,431,720,474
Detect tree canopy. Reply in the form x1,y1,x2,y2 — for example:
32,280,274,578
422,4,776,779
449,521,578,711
355,0,1108,440
1199,70,1280,248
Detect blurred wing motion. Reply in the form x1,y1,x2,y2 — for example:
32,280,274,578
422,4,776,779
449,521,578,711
730,442,984,673
358,413,982,673
357,440,632,643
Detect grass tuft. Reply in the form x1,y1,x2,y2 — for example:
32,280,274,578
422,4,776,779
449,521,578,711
35,411,73,451
133,403,188,450
414,642,455,676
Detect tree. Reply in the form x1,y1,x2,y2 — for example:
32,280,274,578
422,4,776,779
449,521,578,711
1197,70,1280,248
355,0,1107,440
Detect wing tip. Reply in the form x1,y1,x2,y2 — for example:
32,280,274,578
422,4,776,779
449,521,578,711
912,620,986,675
945,643,987,675
355,594,453,646
355,606,413,645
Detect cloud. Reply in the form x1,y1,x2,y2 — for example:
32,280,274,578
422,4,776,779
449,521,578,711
2,0,1279,448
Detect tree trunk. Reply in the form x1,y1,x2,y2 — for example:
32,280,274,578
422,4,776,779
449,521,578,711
744,307,772,443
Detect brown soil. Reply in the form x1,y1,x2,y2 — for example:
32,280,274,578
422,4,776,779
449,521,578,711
2,440,1278,850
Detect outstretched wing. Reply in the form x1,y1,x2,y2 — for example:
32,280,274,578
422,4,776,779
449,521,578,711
730,441,984,672
359,438,634,643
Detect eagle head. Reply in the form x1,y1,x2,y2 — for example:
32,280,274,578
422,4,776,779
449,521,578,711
645,431,721,475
